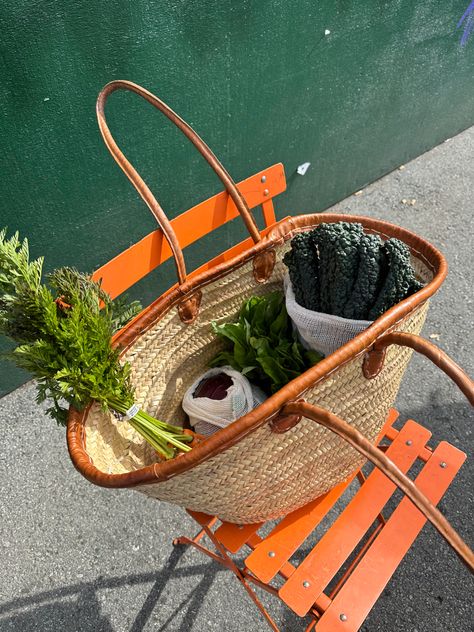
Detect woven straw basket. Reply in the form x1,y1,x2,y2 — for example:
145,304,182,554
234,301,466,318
67,81,470,528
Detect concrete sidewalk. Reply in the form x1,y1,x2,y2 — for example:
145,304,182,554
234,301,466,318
1,128,473,632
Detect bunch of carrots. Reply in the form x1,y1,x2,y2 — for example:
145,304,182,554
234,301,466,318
0,229,192,459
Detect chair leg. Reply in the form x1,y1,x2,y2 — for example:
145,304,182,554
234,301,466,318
173,535,234,568
174,525,282,631
239,580,281,632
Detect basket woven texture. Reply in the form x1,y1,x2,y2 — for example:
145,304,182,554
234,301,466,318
83,241,431,523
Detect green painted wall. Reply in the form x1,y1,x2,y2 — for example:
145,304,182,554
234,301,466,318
1,1,473,396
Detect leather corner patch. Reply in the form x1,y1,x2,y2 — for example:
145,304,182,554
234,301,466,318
270,412,303,434
253,249,276,283
178,290,202,324
362,346,387,379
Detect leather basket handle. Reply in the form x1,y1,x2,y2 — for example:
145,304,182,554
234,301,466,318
280,400,474,572
96,80,262,287
363,332,474,405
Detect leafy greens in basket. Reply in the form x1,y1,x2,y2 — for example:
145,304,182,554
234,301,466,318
210,291,323,394
0,229,192,459
283,221,424,320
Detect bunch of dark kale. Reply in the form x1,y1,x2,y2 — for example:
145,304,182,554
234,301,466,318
283,222,423,321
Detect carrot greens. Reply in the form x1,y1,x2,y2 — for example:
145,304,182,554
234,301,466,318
0,229,191,459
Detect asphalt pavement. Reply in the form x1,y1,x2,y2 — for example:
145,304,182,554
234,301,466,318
1,128,473,631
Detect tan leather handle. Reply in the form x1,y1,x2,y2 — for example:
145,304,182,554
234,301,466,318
281,401,474,572
363,332,474,405
96,80,261,285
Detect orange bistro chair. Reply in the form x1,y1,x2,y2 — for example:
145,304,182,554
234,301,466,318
89,161,473,631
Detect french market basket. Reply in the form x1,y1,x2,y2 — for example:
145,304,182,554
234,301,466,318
67,81,463,525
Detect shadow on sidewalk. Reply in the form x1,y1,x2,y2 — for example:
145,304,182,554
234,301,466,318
0,547,224,632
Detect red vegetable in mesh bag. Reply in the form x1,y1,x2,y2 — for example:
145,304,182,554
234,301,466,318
193,373,233,400
182,367,267,436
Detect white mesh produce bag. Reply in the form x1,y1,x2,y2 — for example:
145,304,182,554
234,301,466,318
182,366,266,436
285,275,373,357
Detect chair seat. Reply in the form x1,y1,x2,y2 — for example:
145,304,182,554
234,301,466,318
179,409,466,631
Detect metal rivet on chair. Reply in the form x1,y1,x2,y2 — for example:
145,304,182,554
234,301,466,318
406,440,413,446
340,613,348,622
264,188,269,196
303,580,310,588
268,551,276,558
261,175,267,183
440,461,447,468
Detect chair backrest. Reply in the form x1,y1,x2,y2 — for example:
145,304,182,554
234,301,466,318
92,163,286,299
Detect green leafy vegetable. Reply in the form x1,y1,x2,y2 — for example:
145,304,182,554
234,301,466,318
312,222,363,315
0,228,192,459
210,291,323,393
368,238,423,320
283,221,424,321
283,232,319,311
343,233,386,319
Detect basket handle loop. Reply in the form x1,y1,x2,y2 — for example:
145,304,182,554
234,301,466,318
363,332,474,405
96,80,262,286
280,400,474,573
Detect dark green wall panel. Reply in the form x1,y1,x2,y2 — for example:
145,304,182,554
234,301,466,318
1,1,473,395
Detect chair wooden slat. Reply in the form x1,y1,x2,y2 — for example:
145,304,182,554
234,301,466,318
214,412,399,573
186,510,216,528
278,420,432,616
245,476,357,584
316,441,466,631
92,163,285,299
215,521,264,554
244,411,400,583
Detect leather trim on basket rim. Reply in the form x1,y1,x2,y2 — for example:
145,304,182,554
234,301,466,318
67,213,448,488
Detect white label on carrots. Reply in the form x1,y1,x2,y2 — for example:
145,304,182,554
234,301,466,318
124,403,140,420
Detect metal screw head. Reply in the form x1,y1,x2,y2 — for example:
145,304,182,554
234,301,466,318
268,551,276,558
261,175,267,183
302,580,310,588
406,440,413,446
340,613,348,622
440,461,447,468
263,188,269,196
